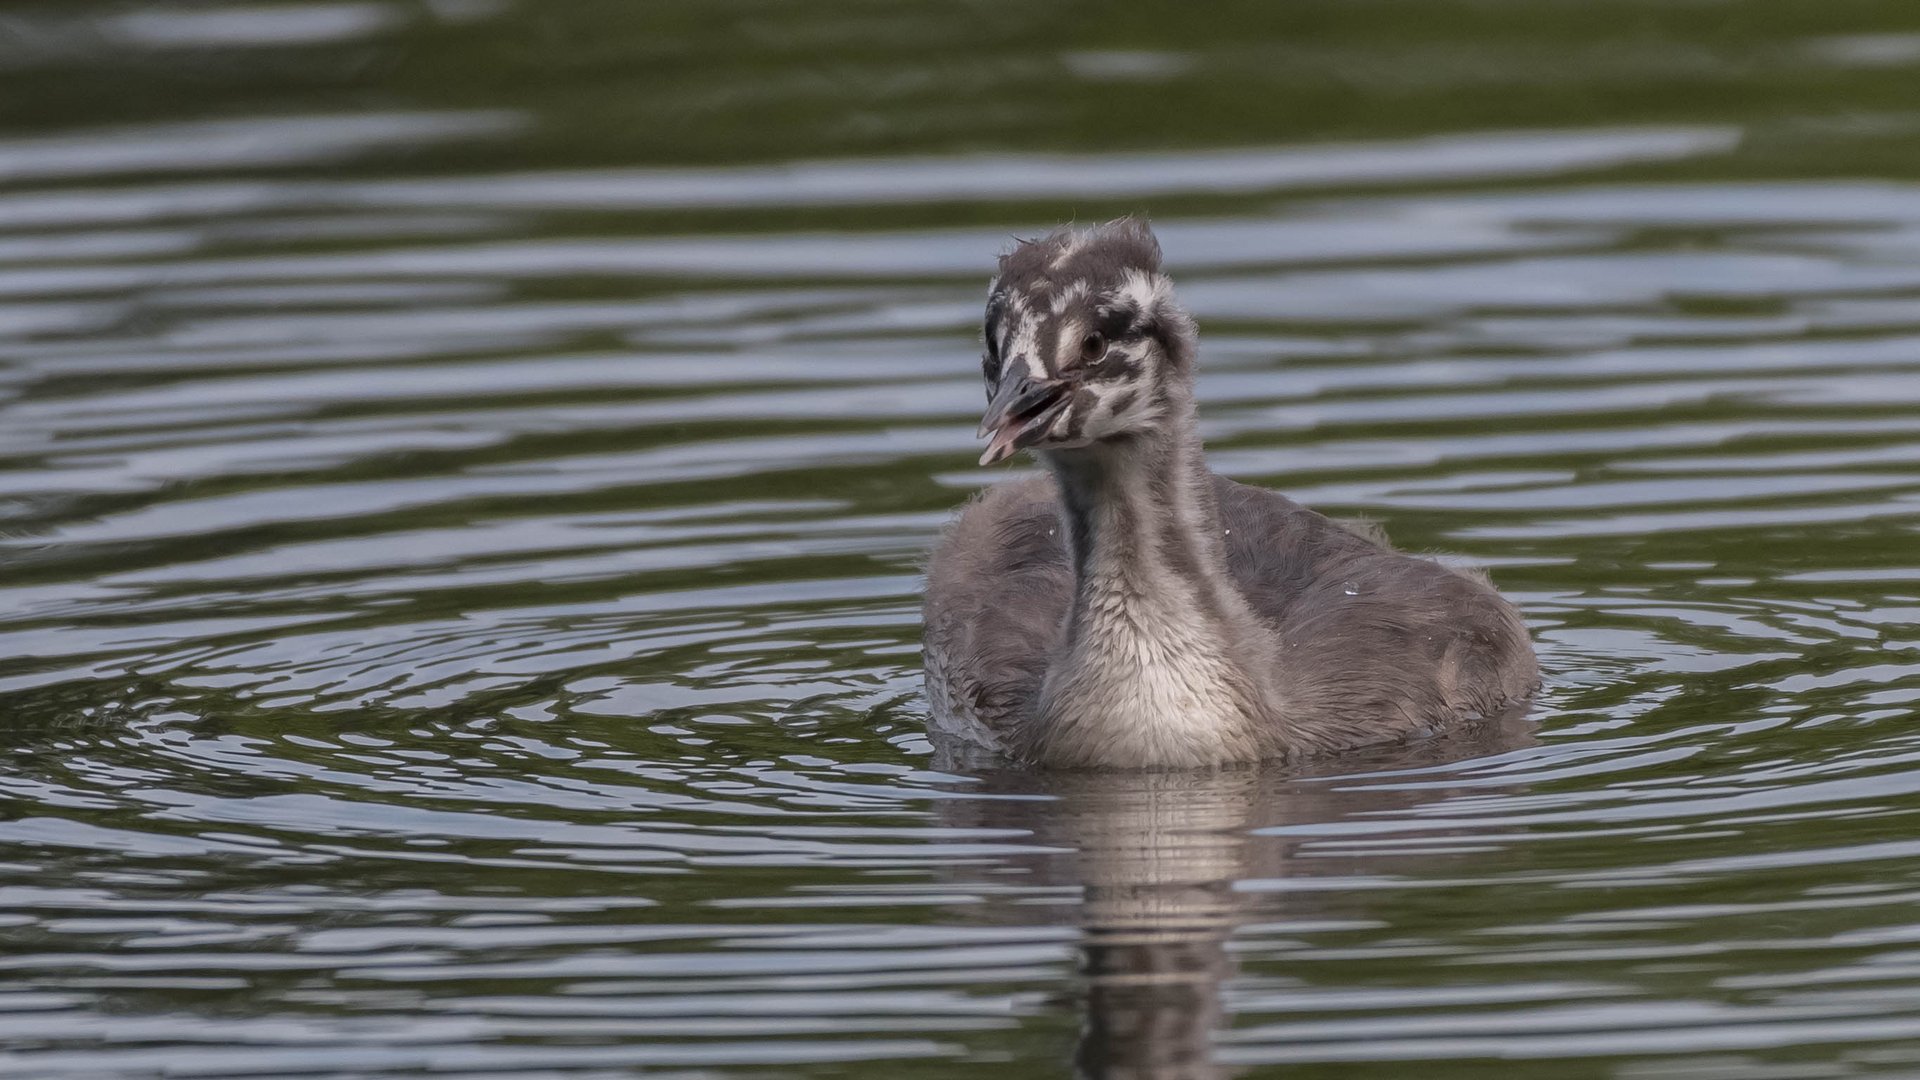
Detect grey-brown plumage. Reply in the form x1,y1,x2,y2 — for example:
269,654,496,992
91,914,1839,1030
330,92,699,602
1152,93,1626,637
924,217,1538,769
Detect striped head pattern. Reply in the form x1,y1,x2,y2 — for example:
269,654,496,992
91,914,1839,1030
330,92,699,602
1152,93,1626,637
976,217,1198,466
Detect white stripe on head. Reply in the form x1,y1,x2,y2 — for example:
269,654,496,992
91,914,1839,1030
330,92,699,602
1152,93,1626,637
1005,293,1042,374
1115,269,1172,320
1109,338,1153,366
1051,316,1087,373
1045,395,1076,439
1049,279,1089,316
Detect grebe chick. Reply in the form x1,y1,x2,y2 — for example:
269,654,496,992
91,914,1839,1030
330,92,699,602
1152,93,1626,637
923,217,1537,769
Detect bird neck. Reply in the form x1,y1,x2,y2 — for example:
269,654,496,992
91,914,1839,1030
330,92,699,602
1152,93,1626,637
1030,396,1269,768
1049,405,1232,605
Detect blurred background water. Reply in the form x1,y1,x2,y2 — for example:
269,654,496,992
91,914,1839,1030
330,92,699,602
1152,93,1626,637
6,1,1920,1076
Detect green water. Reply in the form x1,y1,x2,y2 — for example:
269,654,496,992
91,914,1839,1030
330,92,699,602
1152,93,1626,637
6,1,1920,1076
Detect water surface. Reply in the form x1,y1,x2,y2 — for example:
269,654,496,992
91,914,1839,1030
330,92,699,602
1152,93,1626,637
6,2,1920,1076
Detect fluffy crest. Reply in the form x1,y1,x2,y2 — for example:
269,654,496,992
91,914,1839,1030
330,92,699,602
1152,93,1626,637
994,217,1163,290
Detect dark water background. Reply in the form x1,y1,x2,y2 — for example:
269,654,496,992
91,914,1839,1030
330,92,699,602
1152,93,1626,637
7,2,1920,1076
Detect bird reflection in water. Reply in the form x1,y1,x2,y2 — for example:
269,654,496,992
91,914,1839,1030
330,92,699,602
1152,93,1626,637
935,709,1535,1079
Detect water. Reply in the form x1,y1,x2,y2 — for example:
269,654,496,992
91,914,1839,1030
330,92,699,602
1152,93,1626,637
6,2,1920,1076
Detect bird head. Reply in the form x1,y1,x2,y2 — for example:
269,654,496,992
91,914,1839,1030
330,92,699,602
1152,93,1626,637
976,217,1197,466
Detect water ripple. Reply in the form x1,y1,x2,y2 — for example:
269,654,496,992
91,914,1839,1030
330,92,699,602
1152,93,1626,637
6,4,1920,1077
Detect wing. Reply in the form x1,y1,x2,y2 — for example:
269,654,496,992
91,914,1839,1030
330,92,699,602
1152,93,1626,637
923,475,1072,750
1214,476,1539,751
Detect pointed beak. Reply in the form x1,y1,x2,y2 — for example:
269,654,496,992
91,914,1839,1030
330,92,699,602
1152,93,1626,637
977,372,1070,466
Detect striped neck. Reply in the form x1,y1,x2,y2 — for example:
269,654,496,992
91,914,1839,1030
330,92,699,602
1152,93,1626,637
1048,407,1234,614
1027,398,1269,768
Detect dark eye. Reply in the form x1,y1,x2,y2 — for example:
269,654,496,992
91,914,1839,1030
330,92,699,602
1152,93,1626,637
1079,333,1106,363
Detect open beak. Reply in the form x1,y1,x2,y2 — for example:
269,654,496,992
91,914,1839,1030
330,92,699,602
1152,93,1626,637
977,373,1070,466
